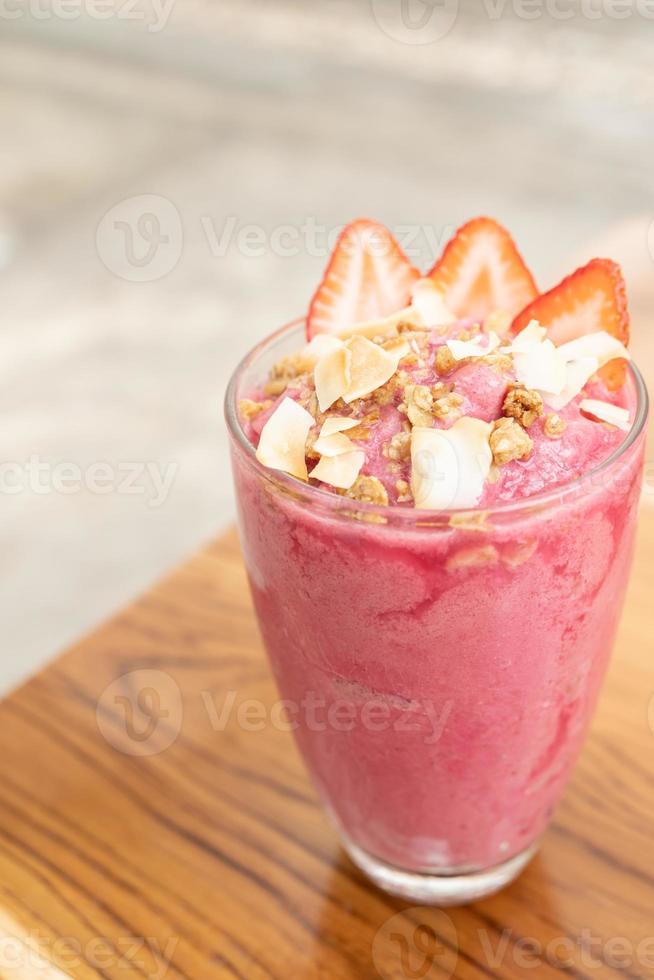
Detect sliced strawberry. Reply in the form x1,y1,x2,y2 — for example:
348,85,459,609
426,217,538,322
306,218,419,338
511,258,630,390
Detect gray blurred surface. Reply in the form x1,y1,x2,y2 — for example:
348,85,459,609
1,1,654,689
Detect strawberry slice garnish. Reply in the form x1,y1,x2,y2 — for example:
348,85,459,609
426,217,538,322
511,258,630,390
306,219,419,338
427,218,538,321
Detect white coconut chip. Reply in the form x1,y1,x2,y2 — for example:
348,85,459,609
446,332,501,361
513,339,567,395
579,399,631,431
314,343,351,412
557,330,630,368
342,336,405,403
311,450,366,489
411,417,493,510
302,334,346,365
256,397,315,481
410,278,456,327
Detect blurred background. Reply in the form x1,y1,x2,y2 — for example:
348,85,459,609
1,0,653,690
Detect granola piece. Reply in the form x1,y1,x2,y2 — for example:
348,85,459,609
502,384,543,429
346,475,389,507
501,539,538,568
239,398,273,422
373,378,401,407
544,413,567,439
395,479,413,503
403,384,434,427
482,352,514,374
432,391,464,420
449,511,490,532
490,417,533,466
447,544,498,572
299,391,320,419
347,409,380,441
385,431,411,462
457,324,481,341
264,378,291,397
435,344,457,375
484,309,512,336
268,350,313,387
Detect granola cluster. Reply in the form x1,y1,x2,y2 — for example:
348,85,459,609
544,413,567,439
399,383,463,427
490,417,533,466
346,475,389,506
265,351,314,396
502,384,544,428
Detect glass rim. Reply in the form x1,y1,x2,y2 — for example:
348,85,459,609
224,317,649,523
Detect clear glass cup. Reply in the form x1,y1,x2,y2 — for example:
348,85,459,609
225,319,648,905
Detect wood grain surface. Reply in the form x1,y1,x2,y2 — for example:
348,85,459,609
1,512,654,980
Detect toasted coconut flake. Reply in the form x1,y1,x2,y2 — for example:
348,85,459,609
509,319,547,352
256,397,314,481
579,399,631,431
313,431,356,457
320,417,359,436
342,336,404,404
411,417,492,510
544,356,598,410
410,278,456,327
302,334,346,365
558,330,630,368
513,339,567,395
336,306,423,340
314,343,351,411
446,332,501,361
311,450,366,489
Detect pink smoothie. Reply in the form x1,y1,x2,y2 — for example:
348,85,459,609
229,322,645,873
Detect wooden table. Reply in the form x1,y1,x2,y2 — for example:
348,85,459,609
1,515,653,980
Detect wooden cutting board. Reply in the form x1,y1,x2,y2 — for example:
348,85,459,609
0,511,653,980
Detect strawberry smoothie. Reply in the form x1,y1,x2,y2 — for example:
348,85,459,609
226,218,648,902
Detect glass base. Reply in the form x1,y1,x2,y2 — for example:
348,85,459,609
342,835,538,905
